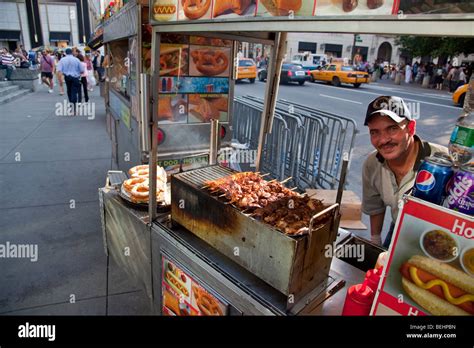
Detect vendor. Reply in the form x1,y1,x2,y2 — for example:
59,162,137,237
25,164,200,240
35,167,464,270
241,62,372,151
362,96,447,249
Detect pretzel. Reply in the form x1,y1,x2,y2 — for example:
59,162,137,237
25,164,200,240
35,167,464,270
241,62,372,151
192,285,223,316
191,49,228,76
123,177,147,193
131,169,150,178
181,0,211,19
128,165,149,176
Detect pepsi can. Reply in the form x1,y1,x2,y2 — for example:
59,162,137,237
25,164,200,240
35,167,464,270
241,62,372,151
444,164,474,215
413,156,454,205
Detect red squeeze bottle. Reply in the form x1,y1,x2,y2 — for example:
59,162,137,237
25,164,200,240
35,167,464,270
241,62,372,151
365,268,382,293
341,280,374,316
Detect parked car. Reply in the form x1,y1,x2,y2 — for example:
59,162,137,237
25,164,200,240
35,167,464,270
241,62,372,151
453,83,468,107
258,63,310,85
310,63,369,88
237,58,257,83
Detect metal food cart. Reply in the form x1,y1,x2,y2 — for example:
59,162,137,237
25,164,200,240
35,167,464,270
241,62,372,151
99,0,474,315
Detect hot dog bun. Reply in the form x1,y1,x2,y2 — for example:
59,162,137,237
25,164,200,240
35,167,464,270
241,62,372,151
400,255,474,316
402,277,470,316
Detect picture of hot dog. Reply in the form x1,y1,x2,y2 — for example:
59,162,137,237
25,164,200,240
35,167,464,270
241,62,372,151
400,255,474,315
160,45,189,76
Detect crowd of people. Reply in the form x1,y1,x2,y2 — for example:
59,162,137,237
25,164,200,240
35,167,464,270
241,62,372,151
353,59,472,91
1,45,106,113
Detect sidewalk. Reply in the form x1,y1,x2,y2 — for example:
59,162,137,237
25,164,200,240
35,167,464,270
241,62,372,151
0,85,151,315
370,76,454,96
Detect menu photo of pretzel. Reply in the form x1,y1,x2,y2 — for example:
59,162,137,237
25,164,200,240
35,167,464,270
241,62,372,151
158,94,188,124
188,94,229,123
212,0,256,18
191,284,227,316
178,0,212,20
189,45,231,77
160,44,189,76
314,0,396,15
190,36,233,47
257,0,312,16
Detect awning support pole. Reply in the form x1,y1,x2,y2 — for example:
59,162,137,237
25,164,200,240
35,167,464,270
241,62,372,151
255,31,287,172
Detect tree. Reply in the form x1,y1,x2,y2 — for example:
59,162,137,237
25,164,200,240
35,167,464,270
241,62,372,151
395,36,474,60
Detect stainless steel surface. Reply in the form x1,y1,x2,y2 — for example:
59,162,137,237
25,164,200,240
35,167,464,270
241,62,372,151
103,0,139,43
209,119,219,165
101,188,153,298
139,73,151,153
107,170,128,187
171,165,339,304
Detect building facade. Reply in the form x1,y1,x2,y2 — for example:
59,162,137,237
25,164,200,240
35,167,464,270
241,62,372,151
285,33,401,65
0,0,92,50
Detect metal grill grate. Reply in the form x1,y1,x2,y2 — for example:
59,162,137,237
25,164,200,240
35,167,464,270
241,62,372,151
174,165,236,188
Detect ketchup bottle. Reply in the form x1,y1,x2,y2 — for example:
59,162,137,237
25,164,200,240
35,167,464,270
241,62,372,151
341,280,374,316
365,268,382,293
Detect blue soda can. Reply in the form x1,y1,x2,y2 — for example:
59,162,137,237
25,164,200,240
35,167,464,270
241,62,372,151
413,156,454,205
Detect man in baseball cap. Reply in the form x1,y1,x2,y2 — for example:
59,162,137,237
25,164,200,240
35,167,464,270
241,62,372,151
362,96,447,248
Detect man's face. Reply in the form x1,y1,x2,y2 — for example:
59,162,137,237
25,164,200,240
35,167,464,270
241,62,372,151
368,115,413,161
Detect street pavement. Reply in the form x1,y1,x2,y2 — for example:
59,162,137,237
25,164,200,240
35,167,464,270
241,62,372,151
234,78,462,240
0,85,152,315
0,76,461,315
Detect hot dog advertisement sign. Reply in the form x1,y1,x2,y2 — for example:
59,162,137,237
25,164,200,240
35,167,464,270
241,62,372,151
150,0,474,23
161,255,229,316
371,196,474,316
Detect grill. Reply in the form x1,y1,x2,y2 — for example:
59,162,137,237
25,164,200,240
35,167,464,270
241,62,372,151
171,165,340,303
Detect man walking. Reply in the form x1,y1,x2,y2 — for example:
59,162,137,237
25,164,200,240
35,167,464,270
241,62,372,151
56,48,84,114
0,48,15,81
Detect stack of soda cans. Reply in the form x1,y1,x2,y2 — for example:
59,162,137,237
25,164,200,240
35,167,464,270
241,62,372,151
413,153,473,216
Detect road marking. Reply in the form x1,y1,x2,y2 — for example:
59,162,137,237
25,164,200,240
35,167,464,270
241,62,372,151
319,94,362,104
315,84,459,110
422,93,452,99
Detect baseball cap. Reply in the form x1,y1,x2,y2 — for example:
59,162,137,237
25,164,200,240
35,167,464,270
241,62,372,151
364,96,412,126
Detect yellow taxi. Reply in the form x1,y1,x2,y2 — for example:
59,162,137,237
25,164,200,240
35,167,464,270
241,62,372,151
311,63,369,88
237,58,257,83
453,83,468,106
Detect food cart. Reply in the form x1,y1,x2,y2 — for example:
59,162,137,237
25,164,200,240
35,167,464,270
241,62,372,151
99,0,474,315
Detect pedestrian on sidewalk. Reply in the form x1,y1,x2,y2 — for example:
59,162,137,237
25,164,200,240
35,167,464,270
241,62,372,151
448,66,459,92
54,50,65,95
434,64,444,90
0,48,15,81
56,48,84,113
458,67,467,89
40,49,55,93
85,53,95,92
404,62,412,83
77,54,89,103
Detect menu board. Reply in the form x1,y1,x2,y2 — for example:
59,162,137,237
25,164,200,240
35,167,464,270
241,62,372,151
157,34,231,124
150,0,474,23
161,255,228,316
371,196,474,316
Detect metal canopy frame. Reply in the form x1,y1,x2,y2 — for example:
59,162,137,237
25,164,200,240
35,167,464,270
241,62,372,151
146,16,474,220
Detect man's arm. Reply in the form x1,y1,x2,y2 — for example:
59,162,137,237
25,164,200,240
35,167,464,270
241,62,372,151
369,213,385,245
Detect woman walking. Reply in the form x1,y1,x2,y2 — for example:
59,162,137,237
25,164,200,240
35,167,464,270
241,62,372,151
77,54,89,103
55,50,65,95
